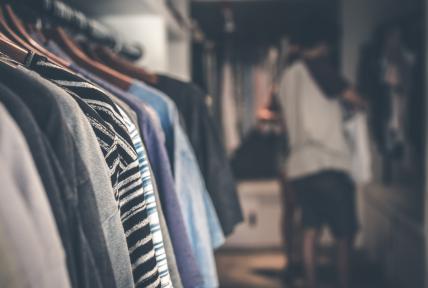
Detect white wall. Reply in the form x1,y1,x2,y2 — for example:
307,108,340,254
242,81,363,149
100,15,169,73
168,38,191,81
166,0,191,81
94,0,191,79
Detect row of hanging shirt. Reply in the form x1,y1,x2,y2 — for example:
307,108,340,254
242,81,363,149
0,1,243,288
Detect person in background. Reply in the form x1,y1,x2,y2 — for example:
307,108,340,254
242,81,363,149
256,37,302,278
358,23,416,183
276,37,303,282
278,16,365,288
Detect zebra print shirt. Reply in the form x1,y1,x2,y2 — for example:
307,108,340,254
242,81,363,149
28,55,161,288
117,106,173,288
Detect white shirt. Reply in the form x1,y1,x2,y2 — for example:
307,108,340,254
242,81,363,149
279,61,352,179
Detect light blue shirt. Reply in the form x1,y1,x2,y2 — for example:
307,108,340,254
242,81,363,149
128,82,225,288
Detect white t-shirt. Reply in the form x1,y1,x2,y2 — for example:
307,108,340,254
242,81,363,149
279,61,352,179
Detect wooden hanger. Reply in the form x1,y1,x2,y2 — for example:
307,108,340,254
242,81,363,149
0,31,29,64
27,24,48,44
50,27,133,90
0,6,64,67
0,6,34,52
94,46,158,84
4,5,69,67
0,6,33,65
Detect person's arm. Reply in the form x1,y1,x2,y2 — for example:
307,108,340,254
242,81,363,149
305,56,349,98
342,87,367,109
305,56,367,109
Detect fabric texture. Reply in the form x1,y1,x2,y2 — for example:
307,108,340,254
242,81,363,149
117,105,173,288
149,163,182,288
45,79,135,288
0,103,71,288
151,75,243,236
27,55,161,288
45,41,188,287
0,46,133,288
113,88,202,288
0,57,112,288
44,41,185,287
0,69,79,287
128,81,225,288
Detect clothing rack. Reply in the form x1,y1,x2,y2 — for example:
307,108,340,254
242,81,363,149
165,0,209,46
8,0,144,60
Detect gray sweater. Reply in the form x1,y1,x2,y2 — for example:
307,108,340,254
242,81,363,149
35,73,135,288
0,103,71,288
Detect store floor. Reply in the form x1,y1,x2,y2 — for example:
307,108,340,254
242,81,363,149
216,248,386,288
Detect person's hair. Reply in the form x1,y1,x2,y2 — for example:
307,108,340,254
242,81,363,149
294,13,339,49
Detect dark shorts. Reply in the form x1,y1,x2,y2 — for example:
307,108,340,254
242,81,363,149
290,170,358,238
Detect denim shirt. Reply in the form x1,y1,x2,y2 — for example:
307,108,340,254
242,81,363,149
152,75,243,236
128,82,225,288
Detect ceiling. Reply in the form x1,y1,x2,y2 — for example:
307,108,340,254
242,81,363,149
191,0,339,45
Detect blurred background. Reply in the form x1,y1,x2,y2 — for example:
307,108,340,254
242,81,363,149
5,0,427,287
69,0,424,287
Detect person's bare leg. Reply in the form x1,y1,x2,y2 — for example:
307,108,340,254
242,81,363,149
281,179,296,266
337,237,351,288
303,229,318,288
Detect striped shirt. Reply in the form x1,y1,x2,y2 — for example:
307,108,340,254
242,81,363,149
28,55,161,288
117,106,173,288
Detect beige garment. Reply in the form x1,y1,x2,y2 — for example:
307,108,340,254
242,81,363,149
279,61,351,179
221,62,240,154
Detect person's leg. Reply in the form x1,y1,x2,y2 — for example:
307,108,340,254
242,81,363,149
292,173,323,287
303,228,319,288
337,237,351,288
323,171,357,288
281,177,296,266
